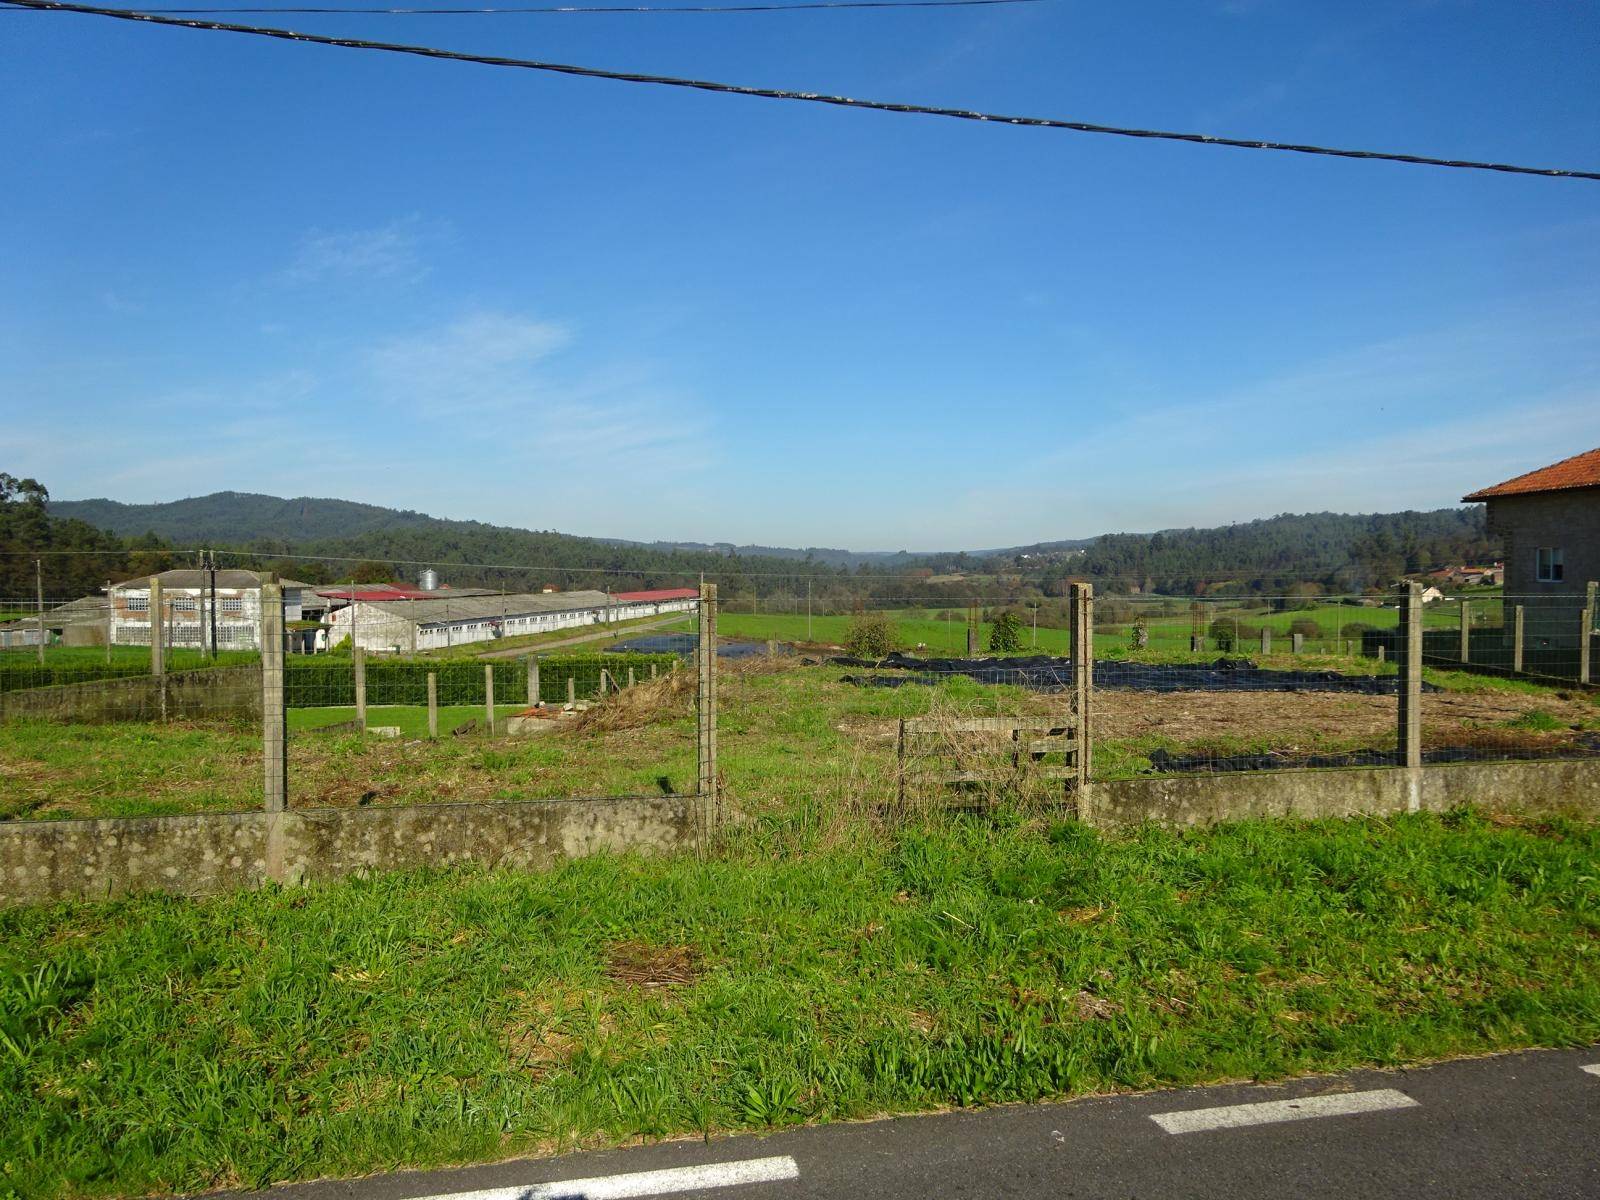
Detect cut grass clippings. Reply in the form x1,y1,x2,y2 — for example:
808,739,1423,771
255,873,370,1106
1,807,1597,1199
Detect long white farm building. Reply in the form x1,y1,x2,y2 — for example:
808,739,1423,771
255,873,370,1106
328,587,697,653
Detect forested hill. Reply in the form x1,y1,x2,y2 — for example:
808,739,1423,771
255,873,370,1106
31,488,1497,604
1072,509,1495,594
45,491,847,596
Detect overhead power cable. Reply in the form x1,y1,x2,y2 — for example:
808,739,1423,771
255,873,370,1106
6,0,1597,181
3,0,1045,11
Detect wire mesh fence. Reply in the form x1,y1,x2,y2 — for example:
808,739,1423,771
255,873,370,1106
3,564,1598,825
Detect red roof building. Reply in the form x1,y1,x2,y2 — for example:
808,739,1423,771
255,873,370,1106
1463,447,1600,500
613,588,699,603
1462,448,1599,620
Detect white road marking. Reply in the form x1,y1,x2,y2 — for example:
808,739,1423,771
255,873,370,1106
1150,1088,1419,1135
404,1156,799,1200
1581,1064,1600,1078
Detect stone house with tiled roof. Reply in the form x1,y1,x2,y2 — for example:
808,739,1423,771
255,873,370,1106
1463,448,1599,658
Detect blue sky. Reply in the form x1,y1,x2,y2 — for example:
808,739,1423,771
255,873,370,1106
3,0,1598,549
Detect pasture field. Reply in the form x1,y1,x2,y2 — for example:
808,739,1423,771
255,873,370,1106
718,600,1467,656
5,654,1596,823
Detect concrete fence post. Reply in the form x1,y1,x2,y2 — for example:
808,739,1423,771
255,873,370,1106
1398,581,1422,772
426,672,438,738
149,577,167,722
697,582,719,806
485,664,495,734
1376,644,1386,664
1291,632,1304,655
1069,581,1094,795
1512,604,1525,675
627,666,636,688
261,581,287,814
527,655,540,706
1459,599,1471,664
567,676,576,705
150,577,165,677
1580,582,1596,686
1259,627,1271,655
353,645,367,731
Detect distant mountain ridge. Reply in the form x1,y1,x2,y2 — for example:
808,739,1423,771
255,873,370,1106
49,492,1091,566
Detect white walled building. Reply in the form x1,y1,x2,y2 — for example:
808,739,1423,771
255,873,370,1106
327,587,699,653
108,570,306,650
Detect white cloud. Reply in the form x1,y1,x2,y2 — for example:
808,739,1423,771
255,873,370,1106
279,217,439,286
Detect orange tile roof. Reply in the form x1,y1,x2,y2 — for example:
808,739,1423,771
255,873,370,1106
1463,447,1600,500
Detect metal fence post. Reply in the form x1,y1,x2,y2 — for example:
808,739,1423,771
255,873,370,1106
1069,582,1093,796
427,671,438,738
261,581,287,813
1512,604,1525,675
1459,599,1470,663
697,582,719,806
1398,581,1422,771
354,644,367,731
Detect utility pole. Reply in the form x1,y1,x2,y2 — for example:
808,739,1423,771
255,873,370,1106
207,549,218,658
35,558,45,664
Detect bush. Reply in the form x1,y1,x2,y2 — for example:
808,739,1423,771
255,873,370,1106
1288,618,1323,640
843,614,897,659
1208,618,1237,652
988,610,1024,654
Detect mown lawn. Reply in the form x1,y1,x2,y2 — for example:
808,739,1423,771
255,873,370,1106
2,808,1597,1200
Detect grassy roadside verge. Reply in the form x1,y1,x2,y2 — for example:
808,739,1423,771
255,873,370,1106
3,807,1597,1199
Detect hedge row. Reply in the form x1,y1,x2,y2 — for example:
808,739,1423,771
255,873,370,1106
0,652,258,695
283,652,682,708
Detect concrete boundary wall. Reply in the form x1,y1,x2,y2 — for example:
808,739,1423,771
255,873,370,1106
1082,759,1600,831
0,664,261,725
0,794,703,905
3,760,1599,906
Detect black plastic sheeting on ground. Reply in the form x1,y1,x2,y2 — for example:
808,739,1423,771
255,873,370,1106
834,652,1438,695
1144,736,1600,774
608,634,784,659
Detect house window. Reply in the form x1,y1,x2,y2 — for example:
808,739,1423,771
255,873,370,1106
1536,547,1564,583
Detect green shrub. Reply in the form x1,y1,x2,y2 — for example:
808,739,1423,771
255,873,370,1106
283,652,678,708
844,614,897,659
988,611,1024,654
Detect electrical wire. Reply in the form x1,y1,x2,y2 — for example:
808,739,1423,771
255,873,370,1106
3,0,1045,11
5,0,1597,180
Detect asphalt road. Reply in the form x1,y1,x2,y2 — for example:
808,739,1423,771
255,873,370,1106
232,1047,1600,1200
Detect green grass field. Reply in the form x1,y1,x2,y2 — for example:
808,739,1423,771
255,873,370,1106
3,808,1597,1199
717,600,1487,657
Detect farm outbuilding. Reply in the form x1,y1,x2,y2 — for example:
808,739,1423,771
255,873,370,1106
107,570,310,651
325,587,694,653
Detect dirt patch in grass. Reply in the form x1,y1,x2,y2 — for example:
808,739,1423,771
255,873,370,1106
604,941,702,989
